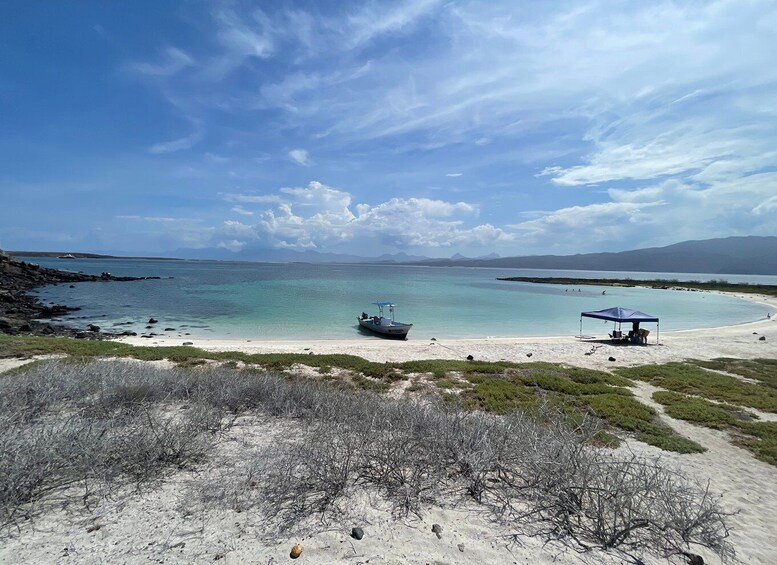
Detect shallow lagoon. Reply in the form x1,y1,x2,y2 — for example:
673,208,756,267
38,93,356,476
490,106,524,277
28,258,772,340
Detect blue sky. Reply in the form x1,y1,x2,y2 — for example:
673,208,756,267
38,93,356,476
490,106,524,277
2,1,776,258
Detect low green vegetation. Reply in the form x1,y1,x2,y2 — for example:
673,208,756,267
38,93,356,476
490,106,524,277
0,334,396,381
653,391,754,429
737,421,777,467
617,362,777,413
584,393,704,454
4,336,776,471
497,276,777,297
692,358,777,389
653,390,777,465
451,364,703,453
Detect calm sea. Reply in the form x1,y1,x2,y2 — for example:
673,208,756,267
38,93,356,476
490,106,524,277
25,257,773,340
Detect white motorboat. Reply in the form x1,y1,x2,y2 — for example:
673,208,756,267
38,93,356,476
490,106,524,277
358,301,413,338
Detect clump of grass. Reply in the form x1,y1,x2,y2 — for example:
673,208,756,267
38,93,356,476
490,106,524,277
406,378,426,393
617,362,777,413
515,362,634,387
396,359,522,376
350,374,391,393
736,422,777,467
460,375,538,414
434,377,465,390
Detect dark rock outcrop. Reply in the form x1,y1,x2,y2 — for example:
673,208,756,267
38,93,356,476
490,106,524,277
0,250,158,338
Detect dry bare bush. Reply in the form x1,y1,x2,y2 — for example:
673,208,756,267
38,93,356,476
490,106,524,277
0,360,224,528
483,408,735,563
0,359,736,562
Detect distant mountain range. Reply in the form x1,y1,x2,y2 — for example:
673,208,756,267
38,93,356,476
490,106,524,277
7,236,777,275
405,236,777,275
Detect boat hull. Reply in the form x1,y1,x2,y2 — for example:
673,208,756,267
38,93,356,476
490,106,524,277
358,317,412,338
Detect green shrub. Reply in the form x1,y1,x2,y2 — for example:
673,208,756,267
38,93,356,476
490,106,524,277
635,431,706,454
460,377,537,414
617,362,777,412
435,378,465,390
652,391,751,429
584,394,705,453
693,358,777,390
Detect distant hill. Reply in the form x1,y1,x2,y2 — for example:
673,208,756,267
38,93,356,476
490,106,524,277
407,236,777,275
8,251,117,259
8,236,777,274
8,251,179,261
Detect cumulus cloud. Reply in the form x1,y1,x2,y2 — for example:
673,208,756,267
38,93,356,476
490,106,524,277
213,181,512,251
217,239,246,252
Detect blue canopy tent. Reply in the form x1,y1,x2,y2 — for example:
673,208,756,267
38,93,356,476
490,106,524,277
580,306,659,344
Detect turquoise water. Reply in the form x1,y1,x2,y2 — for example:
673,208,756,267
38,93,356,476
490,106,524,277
27,258,773,340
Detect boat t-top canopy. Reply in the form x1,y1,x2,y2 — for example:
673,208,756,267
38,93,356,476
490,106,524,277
373,301,395,307
581,306,659,323
579,306,660,343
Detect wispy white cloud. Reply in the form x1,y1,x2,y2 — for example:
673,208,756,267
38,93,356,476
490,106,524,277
231,206,254,216
130,47,194,76
223,193,285,204
148,129,203,154
345,0,444,48
512,170,777,252
197,4,279,79
753,195,777,216
204,152,230,163
445,173,462,177
111,215,213,249
288,148,311,166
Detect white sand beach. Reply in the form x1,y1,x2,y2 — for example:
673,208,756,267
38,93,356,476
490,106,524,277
1,294,776,564
116,293,777,369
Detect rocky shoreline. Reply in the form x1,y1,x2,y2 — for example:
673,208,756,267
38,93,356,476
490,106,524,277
0,250,160,338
